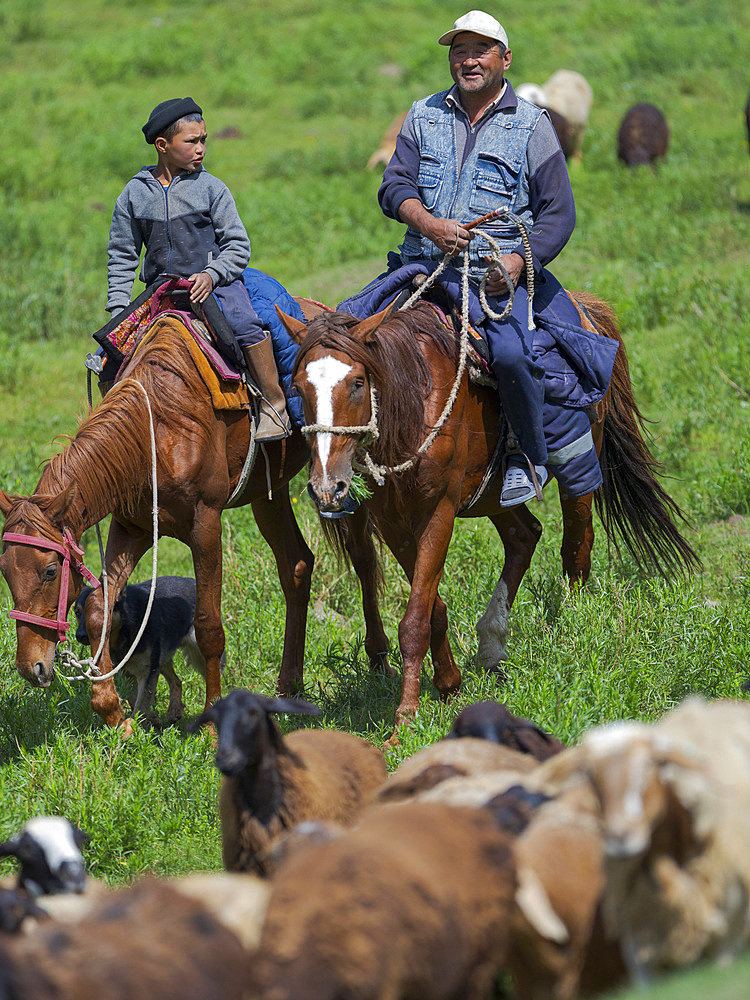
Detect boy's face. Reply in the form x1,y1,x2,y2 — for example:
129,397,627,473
156,119,207,173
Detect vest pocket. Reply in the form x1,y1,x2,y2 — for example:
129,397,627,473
469,152,521,215
417,154,445,211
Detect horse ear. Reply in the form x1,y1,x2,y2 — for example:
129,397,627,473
275,306,309,346
0,489,14,517
38,484,78,526
352,302,396,342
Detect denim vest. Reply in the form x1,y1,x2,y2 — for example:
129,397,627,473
398,90,542,277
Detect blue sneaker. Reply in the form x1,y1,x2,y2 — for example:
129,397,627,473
500,458,548,507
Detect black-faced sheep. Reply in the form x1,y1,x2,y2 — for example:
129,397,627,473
252,799,526,1000
192,689,387,875
537,697,750,985
447,701,566,760
0,877,251,1000
617,103,669,167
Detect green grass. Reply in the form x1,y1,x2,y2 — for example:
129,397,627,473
1,1,750,996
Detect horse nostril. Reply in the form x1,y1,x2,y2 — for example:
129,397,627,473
334,481,348,499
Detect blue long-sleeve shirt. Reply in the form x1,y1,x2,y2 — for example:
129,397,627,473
378,81,575,272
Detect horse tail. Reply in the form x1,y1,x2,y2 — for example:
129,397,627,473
575,292,701,578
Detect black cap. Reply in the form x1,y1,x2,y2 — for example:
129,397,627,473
142,97,203,144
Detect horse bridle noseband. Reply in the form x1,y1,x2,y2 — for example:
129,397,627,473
2,529,101,642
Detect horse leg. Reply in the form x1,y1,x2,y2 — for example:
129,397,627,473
251,485,314,695
377,520,460,700
476,507,543,673
387,502,461,729
86,520,150,732
189,505,227,710
559,488,595,585
341,506,395,678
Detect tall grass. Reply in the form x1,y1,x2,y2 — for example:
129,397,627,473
1,3,750,994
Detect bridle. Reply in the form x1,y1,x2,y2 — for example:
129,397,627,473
2,528,101,643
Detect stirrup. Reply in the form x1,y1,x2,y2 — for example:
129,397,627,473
500,457,548,507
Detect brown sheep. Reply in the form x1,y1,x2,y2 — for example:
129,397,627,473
540,70,593,162
0,877,251,1000
252,799,527,1000
366,111,408,169
192,689,387,875
617,103,669,167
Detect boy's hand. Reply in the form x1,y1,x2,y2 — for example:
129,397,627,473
188,271,214,303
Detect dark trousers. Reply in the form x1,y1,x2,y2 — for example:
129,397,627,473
484,283,547,465
213,279,265,348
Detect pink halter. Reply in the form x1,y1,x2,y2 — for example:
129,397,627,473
2,528,101,642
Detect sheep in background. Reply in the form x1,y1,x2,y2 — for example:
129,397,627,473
535,70,593,163
617,103,669,166
192,689,387,875
516,84,574,160
366,111,408,169
447,701,566,760
0,877,252,1000
537,697,750,984
252,799,527,1000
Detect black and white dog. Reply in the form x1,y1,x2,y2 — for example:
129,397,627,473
74,576,217,725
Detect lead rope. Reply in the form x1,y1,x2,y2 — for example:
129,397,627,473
360,213,535,486
55,377,161,683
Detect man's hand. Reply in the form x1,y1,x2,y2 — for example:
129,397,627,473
427,217,473,257
188,271,214,304
483,253,525,296
397,199,473,257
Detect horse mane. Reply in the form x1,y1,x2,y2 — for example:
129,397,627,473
294,302,457,470
29,321,215,529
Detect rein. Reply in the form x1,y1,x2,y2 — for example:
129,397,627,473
302,210,535,487
2,529,101,642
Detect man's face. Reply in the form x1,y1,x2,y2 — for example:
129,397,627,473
158,119,207,173
449,32,512,99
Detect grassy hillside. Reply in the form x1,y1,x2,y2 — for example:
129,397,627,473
1,1,750,996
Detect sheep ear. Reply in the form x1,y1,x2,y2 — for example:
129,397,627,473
188,704,220,732
260,695,322,718
0,835,20,858
72,826,90,849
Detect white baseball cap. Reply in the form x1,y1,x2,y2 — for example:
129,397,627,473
438,10,509,48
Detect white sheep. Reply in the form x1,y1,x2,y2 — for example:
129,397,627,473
537,697,750,984
192,689,387,875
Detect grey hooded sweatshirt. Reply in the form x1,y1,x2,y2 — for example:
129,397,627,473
106,165,251,315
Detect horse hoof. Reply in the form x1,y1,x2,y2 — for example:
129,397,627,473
369,652,397,680
118,718,135,740
383,732,401,751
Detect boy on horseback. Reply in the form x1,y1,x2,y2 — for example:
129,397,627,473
106,97,290,441
377,11,608,505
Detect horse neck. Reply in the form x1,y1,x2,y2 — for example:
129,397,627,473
37,401,151,535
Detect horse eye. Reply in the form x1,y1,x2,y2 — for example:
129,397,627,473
43,564,58,582
352,377,365,391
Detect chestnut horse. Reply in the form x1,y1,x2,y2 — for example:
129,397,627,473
282,295,699,735
0,310,364,732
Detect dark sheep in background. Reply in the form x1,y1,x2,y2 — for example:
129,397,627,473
617,103,669,166
192,689,387,875
447,701,566,760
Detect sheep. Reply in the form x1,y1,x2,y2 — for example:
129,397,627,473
447,701,566,760
0,817,88,899
516,85,574,160
0,876,252,1000
366,110,408,169
251,798,527,1000
617,103,669,167
540,70,593,162
192,689,387,875
375,736,538,804
535,697,750,984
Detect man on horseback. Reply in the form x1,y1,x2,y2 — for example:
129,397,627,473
105,97,291,441
377,10,601,505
